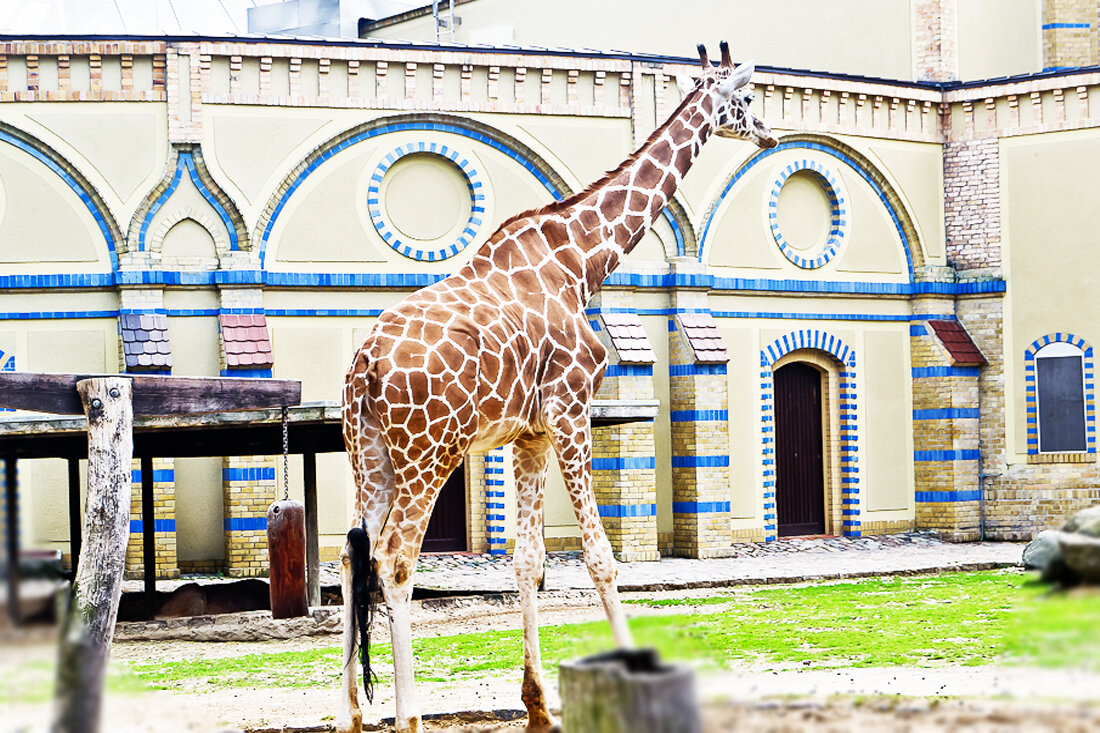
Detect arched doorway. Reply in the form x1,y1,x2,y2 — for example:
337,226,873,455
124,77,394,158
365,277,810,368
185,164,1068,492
774,362,826,536
421,463,467,552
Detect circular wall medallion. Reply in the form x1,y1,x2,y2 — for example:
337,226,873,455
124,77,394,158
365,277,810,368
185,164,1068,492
768,160,847,269
367,143,485,261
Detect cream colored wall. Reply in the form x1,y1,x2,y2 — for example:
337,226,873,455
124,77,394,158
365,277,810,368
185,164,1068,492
20,321,113,553
0,102,169,234
722,325,762,520
1002,129,1100,458
862,328,915,513
370,0,914,80
957,0,1041,81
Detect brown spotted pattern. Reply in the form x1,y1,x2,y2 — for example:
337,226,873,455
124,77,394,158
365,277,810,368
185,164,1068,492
337,47,776,733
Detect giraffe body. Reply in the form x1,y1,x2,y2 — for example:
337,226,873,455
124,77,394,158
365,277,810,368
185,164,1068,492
340,44,776,733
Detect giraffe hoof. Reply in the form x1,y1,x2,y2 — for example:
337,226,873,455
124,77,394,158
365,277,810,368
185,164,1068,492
335,710,363,733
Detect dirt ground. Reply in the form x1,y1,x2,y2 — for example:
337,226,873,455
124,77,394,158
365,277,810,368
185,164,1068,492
10,587,1100,732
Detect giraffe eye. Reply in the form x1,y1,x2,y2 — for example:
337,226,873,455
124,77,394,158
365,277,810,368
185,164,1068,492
746,92,755,103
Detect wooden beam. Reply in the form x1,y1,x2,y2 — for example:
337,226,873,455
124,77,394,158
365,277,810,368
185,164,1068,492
4,455,18,628
0,372,301,416
303,451,320,607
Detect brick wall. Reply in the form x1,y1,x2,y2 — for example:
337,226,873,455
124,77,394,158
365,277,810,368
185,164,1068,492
1043,0,1097,69
943,138,1001,271
914,0,959,81
222,454,276,577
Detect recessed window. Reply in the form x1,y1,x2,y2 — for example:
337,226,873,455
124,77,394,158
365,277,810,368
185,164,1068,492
1035,341,1087,453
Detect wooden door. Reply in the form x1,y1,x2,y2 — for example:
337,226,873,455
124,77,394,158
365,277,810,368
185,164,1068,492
421,463,467,552
774,362,826,537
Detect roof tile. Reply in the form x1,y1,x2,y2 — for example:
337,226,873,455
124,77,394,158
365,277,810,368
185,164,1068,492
676,312,729,364
596,312,657,365
220,313,274,369
927,320,987,367
119,312,171,372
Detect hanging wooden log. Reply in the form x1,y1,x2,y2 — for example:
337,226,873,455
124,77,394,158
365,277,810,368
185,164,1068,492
51,378,134,733
267,499,309,618
559,649,702,733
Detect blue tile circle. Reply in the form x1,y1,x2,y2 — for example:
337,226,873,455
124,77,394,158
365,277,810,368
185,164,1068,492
768,160,848,270
367,143,485,261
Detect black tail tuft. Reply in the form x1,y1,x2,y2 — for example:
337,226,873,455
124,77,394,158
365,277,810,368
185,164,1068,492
346,523,379,703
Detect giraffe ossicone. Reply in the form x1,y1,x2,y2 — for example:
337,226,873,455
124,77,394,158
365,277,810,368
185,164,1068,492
339,42,777,733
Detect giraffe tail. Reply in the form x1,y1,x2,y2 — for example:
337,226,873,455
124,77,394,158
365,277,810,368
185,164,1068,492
346,521,380,703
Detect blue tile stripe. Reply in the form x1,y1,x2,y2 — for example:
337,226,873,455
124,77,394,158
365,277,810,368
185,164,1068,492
1023,332,1095,455
604,364,653,378
129,519,177,533
670,409,728,422
768,159,847,269
223,467,276,482
915,490,982,503
0,127,120,268
484,446,507,555
672,501,731,514
914,449,981,461
659,206,686,257
258,118,567,267
598,503,658,518
671,455,729,468
669,363,727,376
131,469,175,483
592,456,656,471
913,408,980,420
1043,22,1090,29
699,140,914,278
225,517,267,531
912,366,981,378
760,329,860,540
220,368,274,378
0,271,1005,298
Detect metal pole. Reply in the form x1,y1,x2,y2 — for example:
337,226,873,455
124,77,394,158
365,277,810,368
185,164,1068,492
68,457,82,576
140,454,155,619
303,450,320,607
4,455,19,627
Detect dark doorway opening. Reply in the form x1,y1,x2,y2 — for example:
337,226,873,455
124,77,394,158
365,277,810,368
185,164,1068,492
422,462,467,552
775,362,826,537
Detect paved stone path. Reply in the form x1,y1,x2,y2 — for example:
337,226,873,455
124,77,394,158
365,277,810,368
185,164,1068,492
316,533,1025,593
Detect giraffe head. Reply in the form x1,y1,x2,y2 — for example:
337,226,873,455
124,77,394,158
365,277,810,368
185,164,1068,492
678,41,778,149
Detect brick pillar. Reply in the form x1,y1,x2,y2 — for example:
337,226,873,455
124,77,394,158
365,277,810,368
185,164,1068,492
1043,0,1096,69
910,308,986,541
913,0,959,81
222,455,276,577
943,138,1001,272
590,306,659,562
667,306,733,558
124,457,179,579
465,451,488,554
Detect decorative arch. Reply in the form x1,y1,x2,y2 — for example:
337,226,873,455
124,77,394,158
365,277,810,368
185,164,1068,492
659,194,697,259
760,328,860,541
128,144,249,257
1024,332,1096,456
152,213,226,261
698,134,924,277
254,112,577,267
0,122,123,268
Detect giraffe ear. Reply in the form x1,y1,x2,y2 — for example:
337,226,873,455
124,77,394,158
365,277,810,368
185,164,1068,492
676,73,697,96
728,60,755,89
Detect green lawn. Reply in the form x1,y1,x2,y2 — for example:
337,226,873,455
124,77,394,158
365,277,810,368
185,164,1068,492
114,569,1100,694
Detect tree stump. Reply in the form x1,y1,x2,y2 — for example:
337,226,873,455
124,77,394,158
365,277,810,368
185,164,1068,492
267,500,309,618
52,378,133,733
559,648,701,733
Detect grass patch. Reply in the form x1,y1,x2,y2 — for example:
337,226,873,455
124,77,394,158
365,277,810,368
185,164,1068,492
108,569,1099,692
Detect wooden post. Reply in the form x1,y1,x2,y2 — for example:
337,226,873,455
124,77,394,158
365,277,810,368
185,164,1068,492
559,649,702,733
67,458,81,576
4,454,18,627
266,500,309,618
303,450,320,607
52,378,134,733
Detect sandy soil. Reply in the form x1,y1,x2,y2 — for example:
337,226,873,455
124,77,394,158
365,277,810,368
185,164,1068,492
10,588,1100,732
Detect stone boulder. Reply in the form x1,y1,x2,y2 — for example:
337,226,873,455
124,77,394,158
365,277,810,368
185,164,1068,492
1063,505,1100,535
1060,532,1100,583
1022,529,1061,570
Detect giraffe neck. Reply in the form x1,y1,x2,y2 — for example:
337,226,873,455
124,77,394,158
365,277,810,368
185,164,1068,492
575,88,715,296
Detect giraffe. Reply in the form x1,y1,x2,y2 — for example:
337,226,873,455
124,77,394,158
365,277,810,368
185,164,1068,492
339,42,777,733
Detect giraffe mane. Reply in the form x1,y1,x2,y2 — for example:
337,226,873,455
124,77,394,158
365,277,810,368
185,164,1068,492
492,83,707,233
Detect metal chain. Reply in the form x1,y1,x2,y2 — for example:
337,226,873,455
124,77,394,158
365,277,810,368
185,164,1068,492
281,405,290,502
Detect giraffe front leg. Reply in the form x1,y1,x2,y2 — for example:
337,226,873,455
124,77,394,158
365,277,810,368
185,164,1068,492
381,556,420,733
512,436,556,732
337,545,363,733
